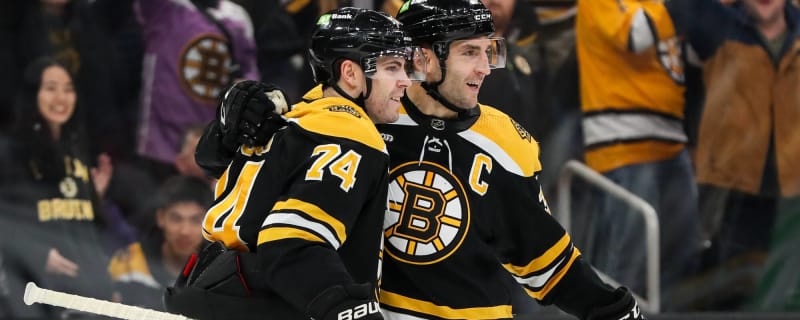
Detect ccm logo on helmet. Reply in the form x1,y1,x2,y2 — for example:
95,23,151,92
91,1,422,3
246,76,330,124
336,301,380,320
474,13,491,21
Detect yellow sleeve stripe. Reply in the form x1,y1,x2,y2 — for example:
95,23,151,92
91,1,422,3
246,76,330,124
271,199,347,245
502,233,572,276
261,212,343,249
258,226,325,245
524,248,581,300
379,290,513,319
214,167,229,199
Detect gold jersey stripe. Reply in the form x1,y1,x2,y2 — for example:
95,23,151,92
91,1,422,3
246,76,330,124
380,290,513,319
525,248,581,300
258,226,325,245
214,167,229,199
502,233,571,276
272,198,347,245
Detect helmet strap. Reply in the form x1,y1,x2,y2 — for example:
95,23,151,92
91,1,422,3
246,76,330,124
329,59,369,110
331,79,369,113
422,42,469,116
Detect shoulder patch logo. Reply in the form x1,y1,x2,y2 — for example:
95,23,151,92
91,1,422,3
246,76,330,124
510,118,532,142
326,105,362,118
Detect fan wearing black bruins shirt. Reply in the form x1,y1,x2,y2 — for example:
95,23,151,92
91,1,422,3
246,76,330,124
195,1,646,319
164,8,426,320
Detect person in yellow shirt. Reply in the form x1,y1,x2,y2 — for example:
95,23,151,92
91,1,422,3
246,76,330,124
576,0,701,308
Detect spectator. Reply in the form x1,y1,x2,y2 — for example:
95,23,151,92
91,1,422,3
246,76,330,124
108,175,211,311
105,124,214,240
135,0,258,179
675,0,800,310
0,57,113,318
576,0,701,307
0,0,122,158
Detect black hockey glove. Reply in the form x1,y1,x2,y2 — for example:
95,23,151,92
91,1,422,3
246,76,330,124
307,283,383,320
586,287,645,320
218,80,290,151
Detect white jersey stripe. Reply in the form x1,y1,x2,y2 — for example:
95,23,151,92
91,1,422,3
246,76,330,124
392,114,418,126
582,112,687,147
381,309,429,320
513,254,566,289
262,212,342,249
457,130,525,176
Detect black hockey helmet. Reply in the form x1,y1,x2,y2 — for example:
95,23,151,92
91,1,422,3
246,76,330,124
396,0,495,48
395,0,506,114
308,7,424,85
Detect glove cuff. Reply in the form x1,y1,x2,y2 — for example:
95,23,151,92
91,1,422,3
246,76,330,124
585,287,644,320
307,284,382,320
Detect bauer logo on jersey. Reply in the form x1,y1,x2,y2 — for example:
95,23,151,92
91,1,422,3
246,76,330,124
326,105,362,118
179,33,236,104
384,161,470,265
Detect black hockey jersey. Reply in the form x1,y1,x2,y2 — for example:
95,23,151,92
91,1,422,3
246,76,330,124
375,97,612,319
202,85,390,318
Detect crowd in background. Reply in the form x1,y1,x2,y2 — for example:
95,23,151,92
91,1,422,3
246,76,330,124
0,0,798,318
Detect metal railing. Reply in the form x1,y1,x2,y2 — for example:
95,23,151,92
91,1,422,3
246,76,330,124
555,160,661,313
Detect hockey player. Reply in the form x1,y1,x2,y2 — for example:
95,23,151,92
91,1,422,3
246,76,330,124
164,7,425,320
195,0,646,319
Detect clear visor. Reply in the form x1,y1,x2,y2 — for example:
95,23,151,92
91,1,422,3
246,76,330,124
487,36,507,69
362,47,427,82
433,36,507,69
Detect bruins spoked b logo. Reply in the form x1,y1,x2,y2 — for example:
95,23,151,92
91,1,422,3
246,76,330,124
384,161,470,265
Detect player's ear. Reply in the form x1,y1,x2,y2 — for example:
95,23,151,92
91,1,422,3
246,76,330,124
422,47,435,64
338,60,364,91
421,47,440,73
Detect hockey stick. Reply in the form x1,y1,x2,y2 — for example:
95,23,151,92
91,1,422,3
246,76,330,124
23,282,193,320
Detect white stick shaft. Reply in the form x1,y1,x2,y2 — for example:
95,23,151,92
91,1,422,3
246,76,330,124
24,282,193,320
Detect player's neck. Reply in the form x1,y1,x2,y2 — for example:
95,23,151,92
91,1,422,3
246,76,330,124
406,84,459,119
